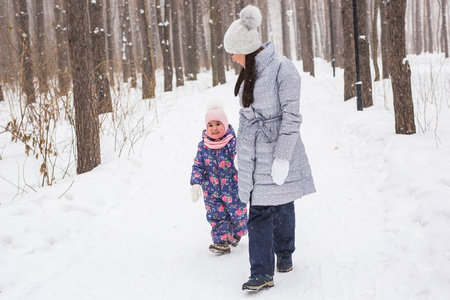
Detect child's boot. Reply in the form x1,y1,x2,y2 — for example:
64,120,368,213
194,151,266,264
231,235,241,247
209,242,230,254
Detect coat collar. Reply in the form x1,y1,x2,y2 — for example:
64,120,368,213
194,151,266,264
255,42,275,76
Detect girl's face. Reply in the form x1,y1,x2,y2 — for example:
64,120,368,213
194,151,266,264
206,120,225,140
232,53,246,67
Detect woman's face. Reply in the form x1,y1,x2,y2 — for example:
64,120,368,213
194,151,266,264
206,120,225,140
232,54,246,67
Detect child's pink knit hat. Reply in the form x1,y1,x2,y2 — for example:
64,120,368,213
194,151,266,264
205,99,229,132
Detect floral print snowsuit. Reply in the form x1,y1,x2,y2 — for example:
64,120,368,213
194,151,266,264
190,125,248,244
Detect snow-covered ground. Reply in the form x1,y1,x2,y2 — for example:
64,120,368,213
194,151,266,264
1,54,449,300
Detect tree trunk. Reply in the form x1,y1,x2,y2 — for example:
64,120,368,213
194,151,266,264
89,0,113,114
380,0,389,79
198,2,209,70
16,0,35,105
121,0,137,87
414,0,423,55
442,0,449,58
216,4,226,85
341,0,356,100
105,0,116,88
156,0,173,91
259,0,269,43
333,0,345,68
357,0,373,108
372,0,380,82
36,0,48,94
54,0,71,96
171,0,184,87
191,0,200,78
425,0,433,53
67,0,101,174
183,0,194,80
296,0,315,76
210,0,219,87
387,0,416,135
137,0,156,99
281,0,292,59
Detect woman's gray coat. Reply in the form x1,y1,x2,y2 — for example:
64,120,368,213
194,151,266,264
236,42,316,206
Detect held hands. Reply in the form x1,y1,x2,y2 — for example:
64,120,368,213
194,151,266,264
271,159,289,185
191,184,202,203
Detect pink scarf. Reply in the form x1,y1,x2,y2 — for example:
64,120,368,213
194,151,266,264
204,134,234,149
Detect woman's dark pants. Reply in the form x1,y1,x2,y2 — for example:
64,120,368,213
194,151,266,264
248,201,295,276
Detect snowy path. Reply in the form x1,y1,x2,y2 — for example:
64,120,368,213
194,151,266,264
1,59,450,299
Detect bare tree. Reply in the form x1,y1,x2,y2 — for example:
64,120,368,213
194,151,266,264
341,0,356,100
414,0,423,55
89,0,113,114
67,0,101,174
357,0,373,108
258,0,269,43
210,0,219,86
296,0,315,76
16,0,36,105
156,0,173,91
387,0,416,135
105,0,116,87
183,0,195,80
281,0,292,59
54,0,71,96
120,0,137,87
216,3,226,84
171,0,184,87
380,0,389,79
425,0,433,53
36,0,48,94
372,0,380,82
442,0,449,58
137,0,156,98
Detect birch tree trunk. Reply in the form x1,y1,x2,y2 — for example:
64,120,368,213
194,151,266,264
67,0,101,173
387,0,416,135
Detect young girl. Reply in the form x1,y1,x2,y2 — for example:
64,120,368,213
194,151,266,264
190,100,248,254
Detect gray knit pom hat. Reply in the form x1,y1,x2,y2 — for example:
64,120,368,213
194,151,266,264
224,5,262,55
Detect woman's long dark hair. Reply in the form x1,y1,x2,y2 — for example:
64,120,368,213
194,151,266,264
234,47,263,108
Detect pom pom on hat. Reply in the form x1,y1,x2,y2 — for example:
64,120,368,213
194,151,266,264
224,5,263,55
240,5,262,30
205,99,229,133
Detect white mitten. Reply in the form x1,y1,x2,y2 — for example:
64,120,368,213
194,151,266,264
234,156,238,170
191,184,202,203
271,159,289,185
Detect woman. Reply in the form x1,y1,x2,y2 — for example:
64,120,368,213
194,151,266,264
223,5,316,291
